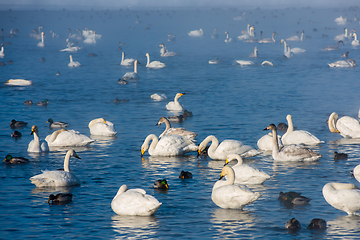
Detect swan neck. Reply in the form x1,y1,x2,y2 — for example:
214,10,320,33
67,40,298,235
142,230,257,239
301,31,304,41
70,55,73,63
328,113,338,133
64,151,72,172
134,61,138,73
271,128,280,156
145,134,159,154
121,52,124,62
163,118,171,131
146,54,150,66
204,136,219,158
285,115,294,133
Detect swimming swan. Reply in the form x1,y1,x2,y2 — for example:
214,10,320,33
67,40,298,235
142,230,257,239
30,149,81,187
198,135,260,160
83,31,96,44
286,30,304,41
141,134,198,157
334,28,348,41
68,55,81,67
328,58,356,67
159,43,178,57
321,40,344,51
249,46,258,58
28,125,49,153
156,116,197,140
120,52,135,66
0,44,4,58
37,32,45,47
225,154,270,184
264,124,322,161
166,92,185,111
88,118,117,136
236,60,255,66
111,184,162,216
5,79,32,86
334,16,348,25
281,114,323,145
145,53,165,69
45,129,94,147
211,165,261,209
328,112,360,138
224,31,236,42
350,32,360,46
60,39,81,52
258,31,277,43
121,60,140,80
188,29,203,37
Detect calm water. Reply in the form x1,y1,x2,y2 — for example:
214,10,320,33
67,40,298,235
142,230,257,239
1,6,360,239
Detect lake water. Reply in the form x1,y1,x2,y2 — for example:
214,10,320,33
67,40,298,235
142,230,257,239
1,6,360,239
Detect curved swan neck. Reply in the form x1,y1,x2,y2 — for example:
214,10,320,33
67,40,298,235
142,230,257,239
143,134,159,153
88,118,105,129
47,129,67,143
227,154,243,166
328,112,339,133
64,150,72,172
221,166,235,185
162,117,171,131
201,135,219,157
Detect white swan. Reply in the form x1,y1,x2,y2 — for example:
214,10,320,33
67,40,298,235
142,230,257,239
257,132,282,151
264,124,322,161
30,149,81,187
258,31,276,43
37,32,45,47
120,52,135,66
156,116,197,140
224,31,236,42
0,44,4,58
211,28,219,39
198,135,260,160
225,154,270,185
111,185,162,216
323,182,360,215
83,31,96,44
166,92,185,111
280,39,293,58
209,58,221,64
159,43,178,57
291,47,306,54
351,32,360,46
68,55,81,67
145,53,165,69
335,15,348,25
150,93,167,101
328,59,356,68
45,129,94,147
334,28,348,41
238,25,255,40
140,134,198,157
236,60,254,66
88,118,117,136
60,39,80,52
261,60,274,66
328,112,360,138
321,40,344,51
249,46,258,58
5,79,32,86
211,165,261,209
122,60,140,80
28,125,49,153
188,29,203,37
281,114,323,145
286,30,304,41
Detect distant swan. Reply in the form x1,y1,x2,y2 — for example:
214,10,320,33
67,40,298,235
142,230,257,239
321,40,344,51
209,58,221,64
120,52,135,66
328,58,356,67
211,28,219,39
334,28,348,41
328,112,360,138
122,60,140,80
334,15,348,25
140,134,198,157
224,31,236,42
198,135,260,160
150,93,167,101
28,125,49,153
156,116,197,140
88,118,117,136
159,43,178,57
83,31,96,44
249,46,258,57
145,53,165,69
68,55,81,67
45,129,94,147
286,30,304,41
350,32,360,46
60,39,80,52
0,44,4,58
264,124,322,161
211,165,261,209
30,149,81,187
236,60,254,66
166,92,185,111
111,184,162,216
5,79,32,86
258,31,277,43
188,29,203,37
225,154,270,184
37,32,45,47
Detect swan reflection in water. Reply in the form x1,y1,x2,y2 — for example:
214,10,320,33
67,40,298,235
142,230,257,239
326,215,360,238
111,215,158,239
211,209,255,236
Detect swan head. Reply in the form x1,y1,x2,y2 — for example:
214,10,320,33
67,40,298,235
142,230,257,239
154,179,169,189
225,154,243,166
159,43,165,47
175,92,185,99
68,149,81,159
264,123,276,131
145,53,149,57
286,114,292,123
30,125,38,135
219,165,234,180
156,116,168,126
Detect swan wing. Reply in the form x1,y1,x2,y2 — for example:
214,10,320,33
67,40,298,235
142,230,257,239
337,116,360,138
90,122,117,136
30,170,80,187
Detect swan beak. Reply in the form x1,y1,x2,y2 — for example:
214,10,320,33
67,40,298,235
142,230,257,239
263,127,269,131
224,158,229,166
141,149,145,156
30,129,35,135
219,172,225,180
74,153,81,159
197,149,202,157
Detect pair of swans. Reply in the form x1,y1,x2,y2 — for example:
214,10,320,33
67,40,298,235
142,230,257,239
322,164,360,215
145,53,165,69
258,31,277,43
122,60,140,80
286,30,304,41
328,58,356,68
45,129,94,147
198,135,260,160
281,39,305,56
88,118,117,136
30,149,80,187
28,125,49,153
111,184,162,216
264,124,322,161
60,39,81,52
159,43,178,57
120,52,135,66
236,60,274,67
83,31,96,44
156,116,197,140
238,25,255,40
68,55,81,67
166,93,185,111
188,28,203,37
224,31,236,43
141,134,198,157
211,165,261,209
37,32,45,47
328,112,360,138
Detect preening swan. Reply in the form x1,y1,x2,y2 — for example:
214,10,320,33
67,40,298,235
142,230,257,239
166,92,185,111
145,53,165,69
264,124,322,161
328,112,360,138
68,55,81,67
261,60,274,66
37,32,45,47
159,43,178,57
111,184,162,216
45,129,94,147
281,114,323,145
83,31,96,44
28,125,49,153
286,30,304,41
30,149,81,187
120,52,135,66
150,93,167,101
328,58,356,67
249,46,258,58
5,79,32,86
156,116,197,140
211,165,261,209
258,31,276,43
321,40,344,51
88,118,117,136
140,134,198,157
0,44,4,58
122,60,140,80
225,154,270,185
188,28,203,37
198,135,260,160
60,39,80,52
